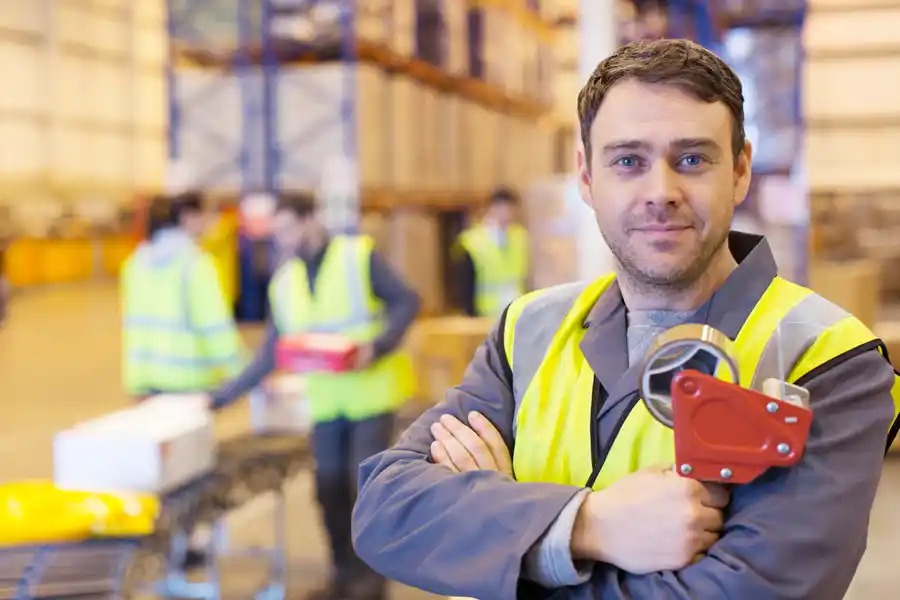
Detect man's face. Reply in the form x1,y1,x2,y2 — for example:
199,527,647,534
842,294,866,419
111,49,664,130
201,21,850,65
577,79,752,289
182,208,212,239
487,201,515,229
271,209,305,253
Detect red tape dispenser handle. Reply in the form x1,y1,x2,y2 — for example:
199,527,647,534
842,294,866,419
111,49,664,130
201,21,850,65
670,370,813,484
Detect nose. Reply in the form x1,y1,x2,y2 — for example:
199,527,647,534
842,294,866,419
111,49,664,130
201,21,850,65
643,162,683,206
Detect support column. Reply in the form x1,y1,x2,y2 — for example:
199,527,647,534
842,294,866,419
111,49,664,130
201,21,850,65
571,0,617,281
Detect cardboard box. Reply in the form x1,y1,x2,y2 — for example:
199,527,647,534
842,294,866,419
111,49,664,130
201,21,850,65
384,209,444,316
808,259,881,328
249,375,311,435
53,395,216,494
276,334,359,373
389,77,421,190
408,316,495,405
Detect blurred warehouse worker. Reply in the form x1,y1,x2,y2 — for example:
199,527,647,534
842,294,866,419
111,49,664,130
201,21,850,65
453,187,529,318
352,39,900,600
121,192,245,397
210,192,420,600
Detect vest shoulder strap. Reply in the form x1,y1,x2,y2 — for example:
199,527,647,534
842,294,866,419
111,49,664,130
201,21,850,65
750,278,876,388
504,277,615,410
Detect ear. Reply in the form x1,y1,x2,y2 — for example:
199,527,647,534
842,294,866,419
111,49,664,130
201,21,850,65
577,141,593,208
733,140,753,208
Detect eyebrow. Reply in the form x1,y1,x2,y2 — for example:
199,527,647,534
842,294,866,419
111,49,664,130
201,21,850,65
601,138,722,154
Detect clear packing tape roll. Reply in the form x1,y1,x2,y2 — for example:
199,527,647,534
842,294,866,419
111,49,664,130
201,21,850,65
0,480,160,546
640,324,740,429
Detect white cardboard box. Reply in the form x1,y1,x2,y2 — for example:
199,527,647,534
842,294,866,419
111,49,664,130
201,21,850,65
249,376,311,435
53,394,216,494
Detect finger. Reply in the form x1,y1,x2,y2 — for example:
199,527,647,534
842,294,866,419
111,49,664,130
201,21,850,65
701,483,731,509
691,530,719,554
439,414,498,471
467,412,512,475
430,422,479,471
430,441,459,473
692,506,725,533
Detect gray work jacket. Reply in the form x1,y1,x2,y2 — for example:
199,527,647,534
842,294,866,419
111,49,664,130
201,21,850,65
352,232,896,600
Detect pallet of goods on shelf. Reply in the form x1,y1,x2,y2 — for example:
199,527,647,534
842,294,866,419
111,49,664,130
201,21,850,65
360,207,445,317
405,315,496,405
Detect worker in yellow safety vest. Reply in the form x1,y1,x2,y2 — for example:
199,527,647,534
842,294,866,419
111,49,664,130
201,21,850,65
453,187,529,318
351,39,900,600
121,192,246,399
209,191,420,600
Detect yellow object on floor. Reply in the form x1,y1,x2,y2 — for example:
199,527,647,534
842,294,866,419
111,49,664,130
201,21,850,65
0,480,160,546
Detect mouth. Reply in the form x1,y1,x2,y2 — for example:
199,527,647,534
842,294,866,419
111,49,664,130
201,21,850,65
633,225,693,233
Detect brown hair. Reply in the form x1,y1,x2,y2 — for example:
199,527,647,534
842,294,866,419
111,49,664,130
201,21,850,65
577,38,746,163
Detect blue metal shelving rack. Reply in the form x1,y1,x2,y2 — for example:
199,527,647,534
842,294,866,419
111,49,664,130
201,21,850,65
166,0,362,320
165,0,358,196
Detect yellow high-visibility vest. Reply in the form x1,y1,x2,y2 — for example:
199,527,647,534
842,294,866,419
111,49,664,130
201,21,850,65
503,274,900,489
121,240,246,394
268,235,413,423
457,224,529,318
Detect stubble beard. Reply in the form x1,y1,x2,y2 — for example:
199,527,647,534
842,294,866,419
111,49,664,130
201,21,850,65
601,224,731,295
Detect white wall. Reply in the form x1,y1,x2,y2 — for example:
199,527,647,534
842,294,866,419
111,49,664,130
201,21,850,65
0,0,167,204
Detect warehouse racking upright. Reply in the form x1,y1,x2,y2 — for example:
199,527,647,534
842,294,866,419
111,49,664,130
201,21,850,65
165,0,558,205
165,0,560,319
716,0,805,176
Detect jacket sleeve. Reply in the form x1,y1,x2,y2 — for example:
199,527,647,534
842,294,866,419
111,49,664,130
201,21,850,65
581,349,895,600
368,249,421,360
211,321,278,409
352,312,584,600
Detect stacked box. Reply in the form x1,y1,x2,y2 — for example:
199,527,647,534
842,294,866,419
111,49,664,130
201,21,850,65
408,316,495,404
498,115,519,185
393,0,416,56
521,36,542,101
275,65,388,191
482,7,513,90
418,86,442,190
384,209,444,315
357,0,392,43
437,94,463,189
389,76,422,190
538,42,556,107
443,0,470,76
470,105,502,189
267,0,390,46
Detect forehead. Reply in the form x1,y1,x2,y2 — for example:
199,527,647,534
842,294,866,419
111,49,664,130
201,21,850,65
591,79,732,149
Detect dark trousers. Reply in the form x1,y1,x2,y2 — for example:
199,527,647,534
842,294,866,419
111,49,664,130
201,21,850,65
312,412,394,588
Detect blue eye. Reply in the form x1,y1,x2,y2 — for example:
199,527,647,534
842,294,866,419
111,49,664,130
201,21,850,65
616,156,640,168
679,154,705,168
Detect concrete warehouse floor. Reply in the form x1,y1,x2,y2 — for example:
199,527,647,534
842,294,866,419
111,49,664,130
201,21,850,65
1,282,897,599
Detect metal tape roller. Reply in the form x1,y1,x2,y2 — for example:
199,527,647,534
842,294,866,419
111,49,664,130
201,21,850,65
639,324,740,428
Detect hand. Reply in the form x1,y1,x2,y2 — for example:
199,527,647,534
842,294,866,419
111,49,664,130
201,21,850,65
354,343,375,370
571,466,730,574
429,412,513,477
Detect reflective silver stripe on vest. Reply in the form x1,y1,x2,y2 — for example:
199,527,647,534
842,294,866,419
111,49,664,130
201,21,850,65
511,282,586,435
749,292,851,390
510,284,854,437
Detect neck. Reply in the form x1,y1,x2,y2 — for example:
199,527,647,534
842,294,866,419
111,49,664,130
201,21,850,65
617,245,738,312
